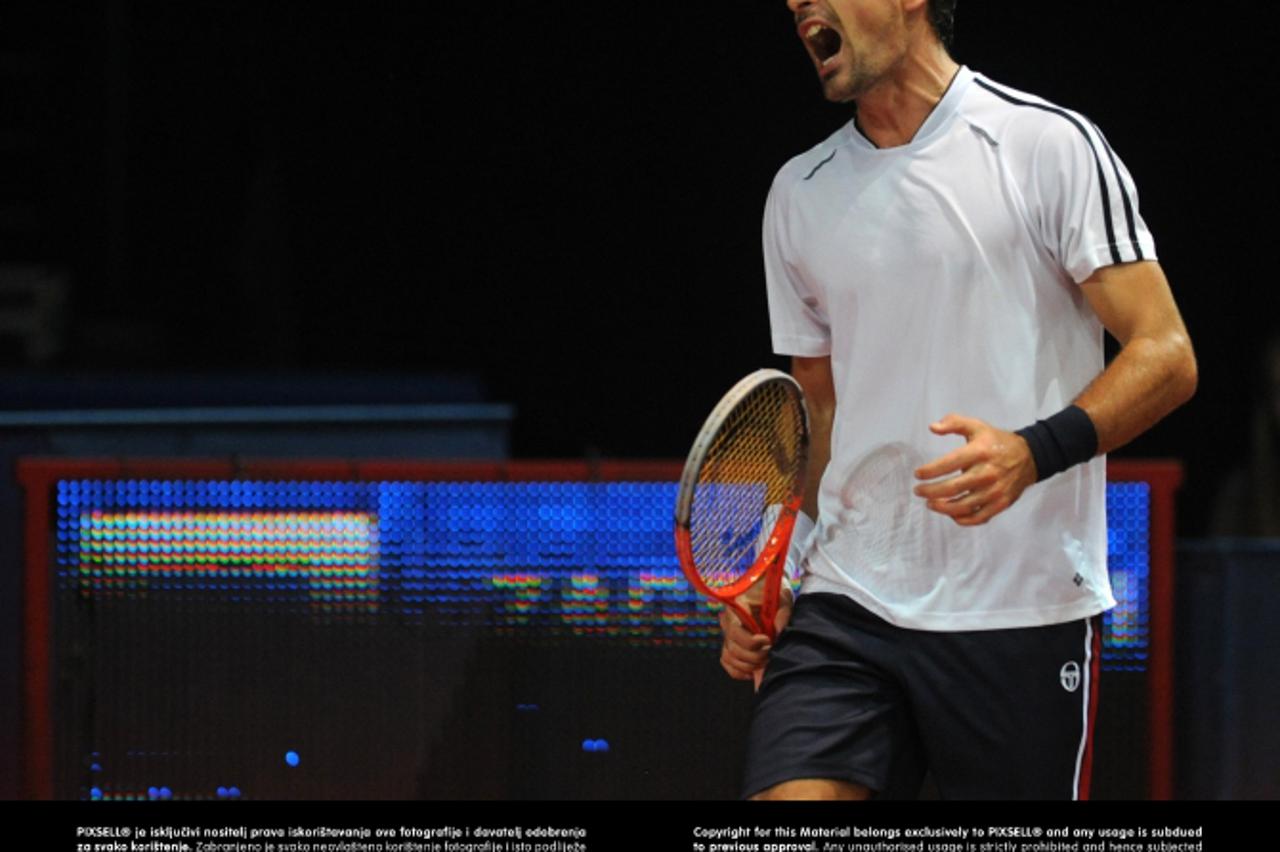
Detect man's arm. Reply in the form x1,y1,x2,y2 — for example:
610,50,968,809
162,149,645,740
793,354,837,519
913,260,1197,525
1075,260,1198,451
719,355,835,681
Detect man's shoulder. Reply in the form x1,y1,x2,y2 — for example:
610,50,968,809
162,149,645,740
960,72,1100,152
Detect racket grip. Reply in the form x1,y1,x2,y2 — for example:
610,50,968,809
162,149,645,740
743,601,773,642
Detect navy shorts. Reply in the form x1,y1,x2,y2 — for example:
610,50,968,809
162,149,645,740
742,593,1102,800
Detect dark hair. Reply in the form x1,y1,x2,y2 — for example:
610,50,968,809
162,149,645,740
928,0,957,50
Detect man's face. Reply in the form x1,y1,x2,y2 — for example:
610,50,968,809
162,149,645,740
786,0,909,102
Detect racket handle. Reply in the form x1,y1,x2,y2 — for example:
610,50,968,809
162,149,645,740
752,600,778,643
726,598,766,638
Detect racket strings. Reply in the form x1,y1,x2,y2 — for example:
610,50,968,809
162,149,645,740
688,382,805,588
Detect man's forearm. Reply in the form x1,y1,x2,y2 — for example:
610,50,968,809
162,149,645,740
791,355,837,519
1073,328,1197,455
803,406,832,519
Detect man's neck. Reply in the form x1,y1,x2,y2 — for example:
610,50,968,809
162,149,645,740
853,43,960,149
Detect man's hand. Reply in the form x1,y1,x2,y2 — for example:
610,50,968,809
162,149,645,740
913,414,1038,526
719,584,794,689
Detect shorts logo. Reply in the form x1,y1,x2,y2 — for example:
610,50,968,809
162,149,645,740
1060,661,1082,692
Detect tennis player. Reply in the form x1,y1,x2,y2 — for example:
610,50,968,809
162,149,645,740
719,0,1197,799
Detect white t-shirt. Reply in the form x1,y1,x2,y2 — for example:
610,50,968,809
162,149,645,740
764,67,1155,630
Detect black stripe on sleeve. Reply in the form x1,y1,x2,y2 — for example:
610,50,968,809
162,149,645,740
803,149,838,181
1090,120,1144,261
974,78,1123,266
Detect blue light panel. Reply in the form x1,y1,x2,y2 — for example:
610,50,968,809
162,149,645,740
55,478,1149,664
1103,481,1150,672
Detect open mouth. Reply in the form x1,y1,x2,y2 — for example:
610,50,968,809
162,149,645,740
802,21,843,68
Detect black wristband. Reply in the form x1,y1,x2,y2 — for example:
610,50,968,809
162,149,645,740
1015,405,1099,482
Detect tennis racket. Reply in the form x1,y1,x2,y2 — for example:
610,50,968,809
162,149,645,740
674,369,809,640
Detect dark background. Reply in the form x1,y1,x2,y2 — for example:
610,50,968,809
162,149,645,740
2,1,1273,534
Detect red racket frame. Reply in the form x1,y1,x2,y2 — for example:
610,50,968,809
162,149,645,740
674,492,802,640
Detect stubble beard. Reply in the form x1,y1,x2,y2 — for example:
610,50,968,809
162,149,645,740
820,58,874,103
818,20,908,104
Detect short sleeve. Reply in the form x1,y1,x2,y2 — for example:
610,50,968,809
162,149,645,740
1027,115,1157,284
763,175,831,356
